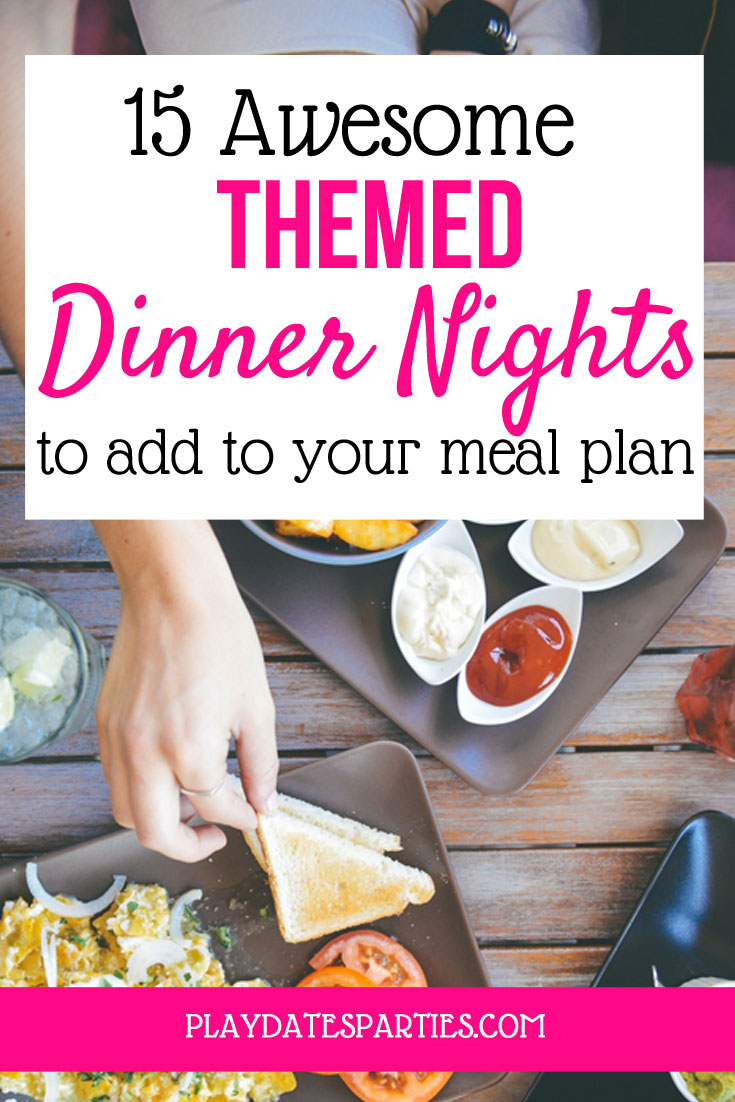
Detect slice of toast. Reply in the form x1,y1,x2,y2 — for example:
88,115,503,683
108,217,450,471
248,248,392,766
256,811,435,944
243,792,401,872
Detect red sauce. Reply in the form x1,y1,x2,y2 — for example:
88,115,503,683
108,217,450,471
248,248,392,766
466,604,573,707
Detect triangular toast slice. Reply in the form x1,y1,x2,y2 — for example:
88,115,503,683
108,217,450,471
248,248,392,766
256,811,434,943
243,792,401,871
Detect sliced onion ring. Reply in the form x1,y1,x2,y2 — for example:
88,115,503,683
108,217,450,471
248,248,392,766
127,938,186,986
44,1072,59,1102
26,862,126,919
41,926,58,988
169,889,203,944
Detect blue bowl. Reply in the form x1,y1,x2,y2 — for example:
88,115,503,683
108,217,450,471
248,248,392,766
240,520,447,566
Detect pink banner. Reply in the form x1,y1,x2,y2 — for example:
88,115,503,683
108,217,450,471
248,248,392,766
0,987,733,1071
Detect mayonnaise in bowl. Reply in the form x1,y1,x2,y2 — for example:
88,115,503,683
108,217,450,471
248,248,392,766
531,520,641,582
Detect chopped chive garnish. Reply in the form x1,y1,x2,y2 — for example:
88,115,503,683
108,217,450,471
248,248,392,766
183,903,201,929
216,926,233,949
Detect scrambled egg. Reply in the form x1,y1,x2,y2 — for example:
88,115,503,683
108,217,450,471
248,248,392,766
0,882,296,1102
0,885,224,989
0,1073,296,1102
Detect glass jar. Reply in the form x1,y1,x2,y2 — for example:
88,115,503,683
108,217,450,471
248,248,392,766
0,575,106,763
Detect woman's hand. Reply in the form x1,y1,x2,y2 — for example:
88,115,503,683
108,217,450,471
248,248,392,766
95,520,278,862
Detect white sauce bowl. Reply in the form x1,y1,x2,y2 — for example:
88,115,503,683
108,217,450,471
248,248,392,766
508,519,684,593
457,584,583,726
391,519,486,687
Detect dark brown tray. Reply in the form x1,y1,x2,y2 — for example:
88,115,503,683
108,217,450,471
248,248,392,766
0,742,503,1100
214,502,727,795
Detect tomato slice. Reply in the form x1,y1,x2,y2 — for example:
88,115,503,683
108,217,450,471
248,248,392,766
297,966,376,988
339,1072,453,1102
308,931,427,987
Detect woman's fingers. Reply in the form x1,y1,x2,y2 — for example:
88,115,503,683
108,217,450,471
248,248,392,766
97,724,135,830
187,772,258,832
236,704,279,816
90,522,283,862
128,767,227,863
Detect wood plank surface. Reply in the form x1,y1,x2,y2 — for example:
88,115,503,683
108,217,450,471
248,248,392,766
0,648,722,760
456,848,664,942
3,752,734,851
704,263,735,353
1,557,734,661
0,373,23,465
705,358,735,449
423,752,735,847
0,473,104,562
649,553,734,648
704,458,735,540
481,946,608,988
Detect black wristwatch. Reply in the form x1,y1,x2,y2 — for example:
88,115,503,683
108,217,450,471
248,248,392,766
424,0,518,55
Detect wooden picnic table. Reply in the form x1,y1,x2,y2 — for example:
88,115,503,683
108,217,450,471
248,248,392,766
1,264,734,1102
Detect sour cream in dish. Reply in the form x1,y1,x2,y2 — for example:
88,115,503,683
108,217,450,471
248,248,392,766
396,548,484,661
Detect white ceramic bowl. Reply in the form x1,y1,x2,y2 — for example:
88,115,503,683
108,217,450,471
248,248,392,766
670,1073,703,1102
465,518,523,526
457,584,583,725
507,520,684,593
670,1062,735,1102
391,519,486,687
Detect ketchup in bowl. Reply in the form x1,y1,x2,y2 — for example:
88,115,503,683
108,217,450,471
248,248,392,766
466,604,573,707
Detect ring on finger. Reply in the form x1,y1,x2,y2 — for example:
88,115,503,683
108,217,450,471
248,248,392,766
180,773,228,799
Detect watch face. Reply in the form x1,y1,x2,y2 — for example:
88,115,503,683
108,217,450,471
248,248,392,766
484,14,517,52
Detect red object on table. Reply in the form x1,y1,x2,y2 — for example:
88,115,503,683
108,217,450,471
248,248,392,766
677,644,735,761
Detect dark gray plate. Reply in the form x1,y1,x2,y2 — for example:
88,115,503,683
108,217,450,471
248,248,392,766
214,502,727,794
0,741,503,1100
524,810,735,1101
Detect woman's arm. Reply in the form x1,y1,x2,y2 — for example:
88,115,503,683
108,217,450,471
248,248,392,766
94,519,278,862
2,7,277,863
